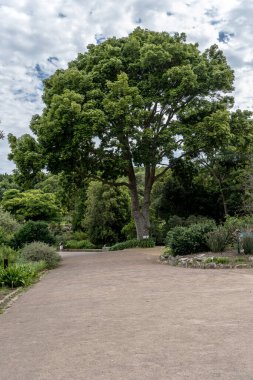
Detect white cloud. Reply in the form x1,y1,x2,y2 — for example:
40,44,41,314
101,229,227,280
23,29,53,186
0,0,252,173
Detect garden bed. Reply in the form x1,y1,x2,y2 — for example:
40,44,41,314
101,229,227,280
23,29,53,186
160,250,253,269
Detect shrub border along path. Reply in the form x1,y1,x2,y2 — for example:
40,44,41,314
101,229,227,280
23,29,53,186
161,252,253,269
2,247,253,379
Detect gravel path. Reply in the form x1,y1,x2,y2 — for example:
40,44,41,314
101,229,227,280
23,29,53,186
1,248,253,379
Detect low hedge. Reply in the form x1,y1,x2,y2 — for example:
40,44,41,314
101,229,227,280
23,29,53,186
109,238,155,251
64,239,95,249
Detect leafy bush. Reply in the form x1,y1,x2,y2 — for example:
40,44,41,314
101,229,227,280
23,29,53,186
206,227,228,252
242,234,253,255
0,208,20,233
0,245,17,266
109,238,155,251
12,221,55,248
21,242,61,269
121,220,136,240
166,221,216,256
224,216,253,244
64,240,95,249
0,262,46,288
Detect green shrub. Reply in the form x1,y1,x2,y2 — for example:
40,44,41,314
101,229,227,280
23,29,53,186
166,221,216,256
224,216,253,244
206,227,228,252
71,231,88,241
20,242,61,269
0,245,17,266
12,221,55,249
137,238,155,248
0,262,46,288
0,208,20,233
242,234,253,255
109,238,155,251
0,227,12,246
121,220,136,240
64,239,95,249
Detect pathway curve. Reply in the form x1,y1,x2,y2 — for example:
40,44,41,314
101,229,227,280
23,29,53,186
1,248,253,379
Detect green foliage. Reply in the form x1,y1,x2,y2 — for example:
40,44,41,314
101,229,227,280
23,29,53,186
224,215,253,232
82,181,131,245
64,240,95,249
109,238,155,251
205,227,229,252
0,245,17,266
2,189,61,222
24,28,235,238
241,235,253,255
137,238,155,248
12,221,55,249
0,209,20,246
0,262,46,288
166,221,216,256
20,242,61,269
0,174,19,201
121,219,136,240
0,208,20,233
8,133,45,190
205,257,230,264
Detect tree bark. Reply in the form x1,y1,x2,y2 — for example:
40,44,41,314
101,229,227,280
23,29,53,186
128,164,155,240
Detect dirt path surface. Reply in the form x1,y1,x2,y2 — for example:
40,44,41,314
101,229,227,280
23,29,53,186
1,248,253,380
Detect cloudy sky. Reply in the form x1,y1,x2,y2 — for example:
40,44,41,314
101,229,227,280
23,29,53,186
0,0,253,173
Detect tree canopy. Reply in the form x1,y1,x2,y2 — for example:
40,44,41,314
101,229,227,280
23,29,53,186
1,189,61,222
10,28,245,238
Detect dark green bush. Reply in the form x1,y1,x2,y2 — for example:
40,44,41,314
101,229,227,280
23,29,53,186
0,261,46,288
21,242,61,269
64,240,96,249
206,227,229,252
109,238,155,251
12,221,55,248
166,221,216,256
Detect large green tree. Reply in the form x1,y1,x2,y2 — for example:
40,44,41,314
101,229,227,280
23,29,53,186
17,28,236,238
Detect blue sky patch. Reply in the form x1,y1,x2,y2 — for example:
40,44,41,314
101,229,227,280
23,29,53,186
218,31,234,43
34,64,49,80
95,34,106,44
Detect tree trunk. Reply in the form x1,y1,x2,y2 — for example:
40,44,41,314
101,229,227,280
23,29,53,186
128,165,155,240
129,187,150,239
